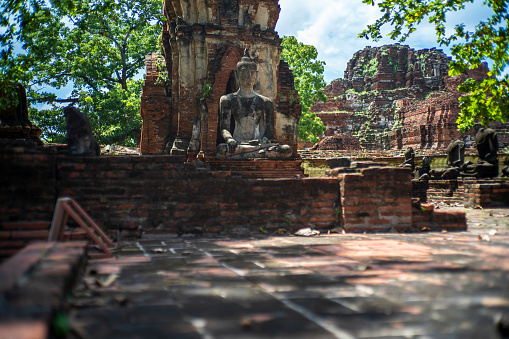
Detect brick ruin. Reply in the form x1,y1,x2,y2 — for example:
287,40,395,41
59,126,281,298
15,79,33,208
311,44,509,151
140,0,301,159
0,141,470,259
0,83,42,145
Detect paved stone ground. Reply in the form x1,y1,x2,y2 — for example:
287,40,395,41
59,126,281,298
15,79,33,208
67,207,509,339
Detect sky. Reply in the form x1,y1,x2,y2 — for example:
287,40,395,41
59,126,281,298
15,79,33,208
275,0,496,83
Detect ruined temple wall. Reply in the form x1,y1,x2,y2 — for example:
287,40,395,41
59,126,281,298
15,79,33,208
338,167,413,232
140,54,173,155
275,60,301,154
0,84,42,145
54,157,339,236
0,142,338,243
1,142,473,258
310,45,508,151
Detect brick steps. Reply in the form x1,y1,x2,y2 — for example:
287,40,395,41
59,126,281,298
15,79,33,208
207,159,304,178
0,222,90,260
0,222,51,259
0,241,88,338
412,208,467,231
228,170,304,178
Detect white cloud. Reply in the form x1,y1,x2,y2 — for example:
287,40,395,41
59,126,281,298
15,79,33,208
276,0,500,83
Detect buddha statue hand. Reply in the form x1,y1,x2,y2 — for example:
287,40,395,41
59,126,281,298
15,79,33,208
226,137,238,153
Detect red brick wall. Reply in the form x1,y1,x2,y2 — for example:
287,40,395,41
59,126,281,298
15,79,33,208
412,209,466,231
464,179,509,208
55,156,339,236
0,143,339,241
202,46,243,154
338,167,413,232
426,179,465,205
140,54,173,154
0,141,56,222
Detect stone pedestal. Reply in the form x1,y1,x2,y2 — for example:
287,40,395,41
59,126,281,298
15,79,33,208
207,158,303,178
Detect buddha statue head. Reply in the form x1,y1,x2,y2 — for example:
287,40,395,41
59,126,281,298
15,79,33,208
236,48,257,90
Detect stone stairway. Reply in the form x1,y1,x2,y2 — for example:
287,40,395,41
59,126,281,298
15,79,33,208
0,221,90,261
0,241,88,339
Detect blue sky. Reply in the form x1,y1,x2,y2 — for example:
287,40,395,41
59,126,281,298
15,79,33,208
275,0,497,83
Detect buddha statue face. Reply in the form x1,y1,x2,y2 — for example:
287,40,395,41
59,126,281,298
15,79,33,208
238,66,257,89
236,48,257,90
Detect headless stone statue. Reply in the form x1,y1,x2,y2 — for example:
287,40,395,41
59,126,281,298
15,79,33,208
217,48,292,159
429,140,465,180
399,147,415,172
461,128,499,178
416,156,431,180
64,106,100,157
502,165,509,177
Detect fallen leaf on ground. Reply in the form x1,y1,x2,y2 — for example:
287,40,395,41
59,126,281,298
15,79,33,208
151,248,168,253
239,317,253,329
295,227,320,236
97,273,119,287
478,234,491,242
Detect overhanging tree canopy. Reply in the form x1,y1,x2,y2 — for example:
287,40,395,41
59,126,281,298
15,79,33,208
0,0,163,145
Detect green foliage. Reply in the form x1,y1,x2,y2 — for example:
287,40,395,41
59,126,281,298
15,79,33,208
51,311,70,338
359,0,509,132
388,57,399,73
30,79,143,145
281,36,327,143
363,58,379,77
202,84,212,99
1,0,163,146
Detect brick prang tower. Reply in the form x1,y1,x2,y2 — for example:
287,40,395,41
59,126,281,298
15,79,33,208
140,0,301,158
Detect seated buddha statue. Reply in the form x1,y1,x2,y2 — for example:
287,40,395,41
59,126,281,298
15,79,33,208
461,128,499,178
216,48,292,159
429,139,465,180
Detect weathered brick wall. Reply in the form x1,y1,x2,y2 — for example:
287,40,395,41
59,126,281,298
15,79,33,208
0,141,339,242
412,209,466,231
56,156,339,237
464,179,509,208
0,141,56,222
139,53,173,155
0,84,43,145
426,180,465,205
276,60,302,155
0,141,57,258
338,167,413,232
412,179,428,202
415,178,509,208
